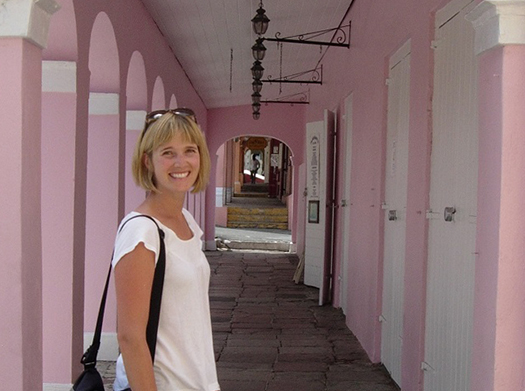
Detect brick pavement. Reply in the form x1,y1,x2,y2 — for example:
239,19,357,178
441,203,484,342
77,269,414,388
208,250,399,391
100,250,400,391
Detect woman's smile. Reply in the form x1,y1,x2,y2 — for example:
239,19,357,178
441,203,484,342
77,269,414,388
170,171,190,179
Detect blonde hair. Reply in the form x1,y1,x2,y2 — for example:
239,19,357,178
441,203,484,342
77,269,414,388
132,112,211,193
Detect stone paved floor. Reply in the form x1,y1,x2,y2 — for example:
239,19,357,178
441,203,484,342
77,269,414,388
100,250,400,391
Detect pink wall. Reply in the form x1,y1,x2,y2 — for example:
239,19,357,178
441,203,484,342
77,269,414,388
472,44,525,391
0,38,43,389
303,0,444,384
205,104,306,248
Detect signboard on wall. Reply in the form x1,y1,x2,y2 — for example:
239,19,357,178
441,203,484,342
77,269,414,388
246,137,268,150
309,136,320,199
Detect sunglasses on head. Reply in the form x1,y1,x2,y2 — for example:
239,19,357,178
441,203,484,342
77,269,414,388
142,108,198,137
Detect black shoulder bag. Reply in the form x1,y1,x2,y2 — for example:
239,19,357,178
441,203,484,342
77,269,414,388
72,215,166,391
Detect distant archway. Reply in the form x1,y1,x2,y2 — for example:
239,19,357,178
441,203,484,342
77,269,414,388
214,134,295,250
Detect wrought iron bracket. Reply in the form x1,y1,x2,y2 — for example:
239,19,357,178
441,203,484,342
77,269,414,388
261,91,310,105
262,66,322,85
262,22,351,48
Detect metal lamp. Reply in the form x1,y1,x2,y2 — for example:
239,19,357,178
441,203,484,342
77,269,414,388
252,38,267,61
251,61,264,80
252,79,263,93
251,3,270,35
251,92,261,104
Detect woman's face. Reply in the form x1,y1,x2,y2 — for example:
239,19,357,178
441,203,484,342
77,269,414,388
148,133,200,196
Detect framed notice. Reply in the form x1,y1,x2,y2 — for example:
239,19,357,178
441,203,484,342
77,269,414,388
308,200,320,224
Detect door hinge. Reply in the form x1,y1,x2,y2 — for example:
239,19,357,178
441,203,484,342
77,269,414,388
426,209,439,220
421,361,435,372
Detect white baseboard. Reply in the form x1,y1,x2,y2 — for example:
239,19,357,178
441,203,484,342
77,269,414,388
43,384,72,391
84,332,119,361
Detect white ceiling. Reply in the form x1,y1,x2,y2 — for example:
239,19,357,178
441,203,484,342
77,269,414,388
140,0,352,109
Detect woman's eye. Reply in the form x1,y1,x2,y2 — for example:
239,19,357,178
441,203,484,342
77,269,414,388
162,150,174,156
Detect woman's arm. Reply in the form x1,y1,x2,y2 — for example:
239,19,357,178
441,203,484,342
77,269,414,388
114,242,158,391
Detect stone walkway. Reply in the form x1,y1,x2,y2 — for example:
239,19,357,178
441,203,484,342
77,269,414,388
101,250,399,391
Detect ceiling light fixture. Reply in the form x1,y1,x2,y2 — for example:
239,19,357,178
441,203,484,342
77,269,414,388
251,38,267,61
251,61,264,80
252,79,263,93
251,2,270,36
250,4,351,119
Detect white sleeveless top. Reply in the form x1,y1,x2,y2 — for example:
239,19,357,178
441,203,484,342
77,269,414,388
112,210,220,391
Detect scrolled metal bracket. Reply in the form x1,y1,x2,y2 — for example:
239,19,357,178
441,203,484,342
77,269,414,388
263,22,351,48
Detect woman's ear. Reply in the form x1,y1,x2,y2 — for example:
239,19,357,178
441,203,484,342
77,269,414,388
143,153,151,170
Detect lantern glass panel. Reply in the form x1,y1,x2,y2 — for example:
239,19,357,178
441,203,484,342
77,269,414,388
252,80,263,93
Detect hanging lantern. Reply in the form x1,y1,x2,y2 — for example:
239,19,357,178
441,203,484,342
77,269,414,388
251,61,264,80
251,38,267,61
251,3,270,35
252,79,263,93
251,92,261,104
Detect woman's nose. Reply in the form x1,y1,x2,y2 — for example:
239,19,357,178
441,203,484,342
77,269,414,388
171,153,185,165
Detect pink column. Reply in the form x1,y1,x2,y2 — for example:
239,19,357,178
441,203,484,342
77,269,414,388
84,94,120,354
468,2,525,390
42,61,82,385
0,37,44,390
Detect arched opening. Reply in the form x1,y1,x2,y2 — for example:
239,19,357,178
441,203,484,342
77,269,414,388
169,93,178,108
214,135,294,252
151,76,166,109
84,11,120,348
125,51,148,214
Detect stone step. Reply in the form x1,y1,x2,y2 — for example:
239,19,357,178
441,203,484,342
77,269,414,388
226,221,289,230
227,208,288,229
228,207,288,216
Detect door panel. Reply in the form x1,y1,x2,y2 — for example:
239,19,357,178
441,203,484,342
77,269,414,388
423,2,478,390
304,111,336,306
340,94,354,314
381,40,411,386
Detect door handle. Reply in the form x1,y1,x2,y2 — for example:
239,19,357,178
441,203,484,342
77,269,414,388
444,207,456,222
388,210,397,221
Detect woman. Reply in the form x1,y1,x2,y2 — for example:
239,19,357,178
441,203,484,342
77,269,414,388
112,109,220,391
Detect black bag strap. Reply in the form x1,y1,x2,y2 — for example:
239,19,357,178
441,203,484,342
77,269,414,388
81,214,166,368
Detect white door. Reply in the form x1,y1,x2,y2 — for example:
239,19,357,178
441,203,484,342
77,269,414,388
380,40,411,386
305,120,326,290
423,2,478,390
304,111,335,306
339,94,354,315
